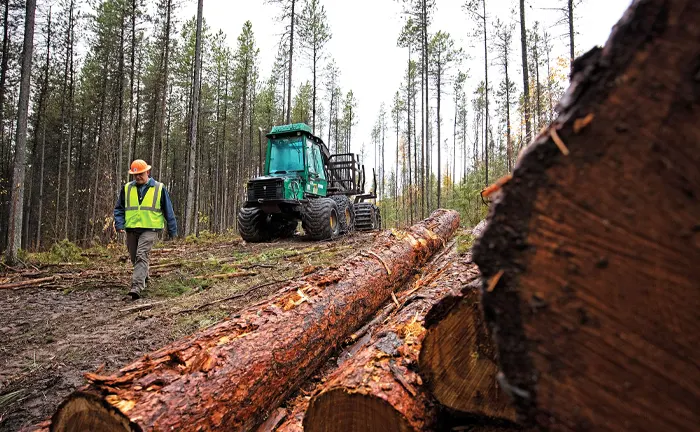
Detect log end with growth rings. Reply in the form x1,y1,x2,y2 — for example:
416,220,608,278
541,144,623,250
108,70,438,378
304,390,414,432
50,392,136,432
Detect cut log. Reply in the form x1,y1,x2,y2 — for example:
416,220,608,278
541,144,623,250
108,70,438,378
418,278,517,422
304,250,486,432
473,1,700,431
51,210,460,432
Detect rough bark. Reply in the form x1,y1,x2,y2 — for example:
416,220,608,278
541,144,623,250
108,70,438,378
51,210,460,431
185,0,203,236
5,0,36,263
520,0,531,144
304,250,478,432
418,278,517,422
473,1,700,431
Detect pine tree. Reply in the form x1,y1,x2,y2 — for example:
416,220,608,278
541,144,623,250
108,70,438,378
185,0,203,236
5,0,36,263
298,0,331,134
428,30,460,208
494,19,516,171
464,0,490,186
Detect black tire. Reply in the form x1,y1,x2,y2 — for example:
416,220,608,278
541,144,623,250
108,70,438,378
330,195,354,234
270,216,298,238
353,202,377,231
237,207,272,242
303,198,341,240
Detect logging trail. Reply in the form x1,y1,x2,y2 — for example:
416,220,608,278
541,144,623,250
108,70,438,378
0,232,376,431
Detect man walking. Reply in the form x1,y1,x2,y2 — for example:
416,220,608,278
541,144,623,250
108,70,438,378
114,159,178,299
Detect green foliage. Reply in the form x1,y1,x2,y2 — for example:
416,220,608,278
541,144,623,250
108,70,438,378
175,309,229,336
149,275,211,298
49,240,84,263
455,231,475,255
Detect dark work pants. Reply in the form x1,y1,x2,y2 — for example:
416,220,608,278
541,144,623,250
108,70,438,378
126,230,158,293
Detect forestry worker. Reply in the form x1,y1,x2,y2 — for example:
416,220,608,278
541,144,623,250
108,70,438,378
113,159,178,300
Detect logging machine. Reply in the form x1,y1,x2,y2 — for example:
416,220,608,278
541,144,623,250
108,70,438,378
237,123,381,242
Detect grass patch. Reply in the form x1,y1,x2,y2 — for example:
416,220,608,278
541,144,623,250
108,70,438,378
174,309,229,336
148,276,212,298
456,231,476,255
182,230,240,245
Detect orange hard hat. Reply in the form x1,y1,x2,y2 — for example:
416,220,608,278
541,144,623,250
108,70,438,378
128,159,151,175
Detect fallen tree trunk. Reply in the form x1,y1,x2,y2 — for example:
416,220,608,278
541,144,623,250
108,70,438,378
51,209,460,432
304,251,492,432
418,279,517,422
473,1,700,431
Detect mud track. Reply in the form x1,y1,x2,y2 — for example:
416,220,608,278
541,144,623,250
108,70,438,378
0,233,376,431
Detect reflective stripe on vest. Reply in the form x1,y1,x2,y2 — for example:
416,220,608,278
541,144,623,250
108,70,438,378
124,181,165,229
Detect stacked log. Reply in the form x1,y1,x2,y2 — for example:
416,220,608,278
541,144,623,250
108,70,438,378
473,0,700,430
418,278,516,422
50,210,460,432
303,250,517,431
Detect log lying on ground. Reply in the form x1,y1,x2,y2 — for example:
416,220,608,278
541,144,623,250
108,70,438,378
51,209,460,432
473,1,700,431
304,251,498,432
418,278,517,422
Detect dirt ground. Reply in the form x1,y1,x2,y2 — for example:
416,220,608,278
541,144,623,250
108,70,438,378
0,232,378,431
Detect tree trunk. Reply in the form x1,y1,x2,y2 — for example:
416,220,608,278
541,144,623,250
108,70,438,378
520,0,531,145
5,0,36,263
0,0,9,164
312,45,317,133
127,0,137,180
505,42,512,172
286,0,295,124
473,1,700,430
305,251,481,432
568,0,574,64
51,210,460,431
436,61,442,208
34,6,52,250
185,0,203,236
63,0,75,240
482,0,489,186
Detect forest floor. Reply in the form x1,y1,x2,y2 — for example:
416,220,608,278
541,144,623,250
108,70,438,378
0,231,380,431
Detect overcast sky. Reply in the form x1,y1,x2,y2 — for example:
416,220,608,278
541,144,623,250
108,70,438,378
183,0,633,176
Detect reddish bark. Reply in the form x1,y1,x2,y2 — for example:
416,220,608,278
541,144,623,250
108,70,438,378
51,210,460,431
473,0,700,430
303,251,483,432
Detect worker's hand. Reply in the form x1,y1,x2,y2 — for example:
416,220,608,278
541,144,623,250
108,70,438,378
117,229,125,233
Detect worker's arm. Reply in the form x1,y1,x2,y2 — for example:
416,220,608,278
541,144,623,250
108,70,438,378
160,187,178,238
114,187,126,232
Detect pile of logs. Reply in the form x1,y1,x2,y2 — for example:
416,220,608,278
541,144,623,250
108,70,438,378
49,209,510,432
45,209,523,432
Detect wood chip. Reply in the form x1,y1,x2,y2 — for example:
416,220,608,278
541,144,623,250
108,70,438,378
391,292,400,308
550,128,570,156
487,270,505,293
481,174,513,198
573,113,595,133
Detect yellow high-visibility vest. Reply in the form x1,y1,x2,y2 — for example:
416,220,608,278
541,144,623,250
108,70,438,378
124,181,165,229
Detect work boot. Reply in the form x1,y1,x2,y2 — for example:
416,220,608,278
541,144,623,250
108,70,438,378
128,287,141,300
